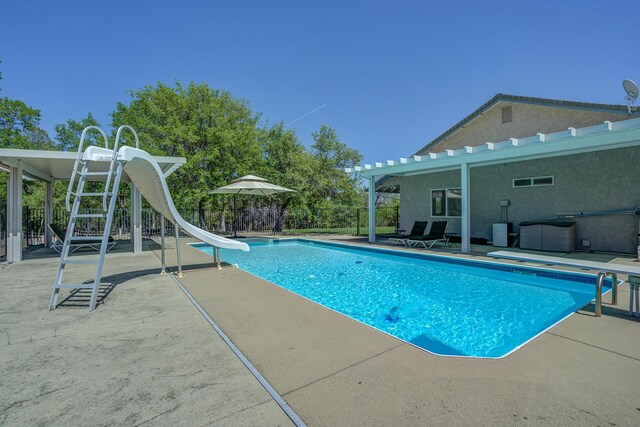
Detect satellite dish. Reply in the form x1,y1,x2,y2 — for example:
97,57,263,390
623,79,638,116
623,79,639,99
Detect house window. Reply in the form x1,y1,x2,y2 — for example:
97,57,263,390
513,175,554,188
431,188,461,217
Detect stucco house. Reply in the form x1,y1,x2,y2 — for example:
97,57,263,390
353,94,640,254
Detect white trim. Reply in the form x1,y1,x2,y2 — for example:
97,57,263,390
351,118,640,178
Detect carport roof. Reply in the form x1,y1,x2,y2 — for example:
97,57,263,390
0,148,186,182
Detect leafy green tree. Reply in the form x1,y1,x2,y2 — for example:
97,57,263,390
53,112,102,151
307,124,363,208
0,98,43,149
0,64,55,206
254,122,311,229
111,81,262,226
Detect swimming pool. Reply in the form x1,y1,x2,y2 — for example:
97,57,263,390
190,239,611,358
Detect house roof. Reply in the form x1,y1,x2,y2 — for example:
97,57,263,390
413,93,636,156
347,118,640,179
374,93,639,191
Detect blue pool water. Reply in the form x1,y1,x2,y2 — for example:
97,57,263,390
191,239,610,358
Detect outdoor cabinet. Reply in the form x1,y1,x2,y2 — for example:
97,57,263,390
492,223,513,247
519,221,576,252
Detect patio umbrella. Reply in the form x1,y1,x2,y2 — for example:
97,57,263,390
210,175,296,237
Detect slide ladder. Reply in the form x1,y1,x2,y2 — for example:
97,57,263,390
49,127,125,311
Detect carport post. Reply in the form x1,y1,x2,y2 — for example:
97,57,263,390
44,179,54,248
130,183,142,254
461,163,471,253
7,160,23,262
368,175,376,243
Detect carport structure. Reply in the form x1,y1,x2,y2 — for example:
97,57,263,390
347,118,640,253
0,148,185,262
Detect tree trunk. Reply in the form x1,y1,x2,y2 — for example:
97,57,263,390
273,198,292,233
219,199,226,233
198,198,206,229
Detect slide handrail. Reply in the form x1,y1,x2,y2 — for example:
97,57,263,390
65,126,109,211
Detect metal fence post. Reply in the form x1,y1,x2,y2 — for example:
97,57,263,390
356,208,360,235
395,205,400,234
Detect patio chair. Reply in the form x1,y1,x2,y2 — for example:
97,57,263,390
406,221,448,248
389,221,429,245
49,223,116,254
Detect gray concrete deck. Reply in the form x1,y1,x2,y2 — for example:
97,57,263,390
3,237,640,426
164,236,640,426
0,243,293,426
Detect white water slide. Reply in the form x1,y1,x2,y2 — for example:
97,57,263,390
119,145,249,246
81,142,250,260
51,126,248,312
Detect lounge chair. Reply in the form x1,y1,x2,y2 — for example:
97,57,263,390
389,221,429,246
49,223,116,254
406,221,448,248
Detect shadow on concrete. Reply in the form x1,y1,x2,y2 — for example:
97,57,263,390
54,267,162,309
577,303,640,322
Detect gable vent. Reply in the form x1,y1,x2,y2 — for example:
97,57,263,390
502,106,513,123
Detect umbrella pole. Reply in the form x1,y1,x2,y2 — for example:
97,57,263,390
233,194,237,238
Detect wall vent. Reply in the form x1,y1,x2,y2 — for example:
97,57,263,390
502,106,513,123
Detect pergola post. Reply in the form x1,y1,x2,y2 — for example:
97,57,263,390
7,160,23,262
44,179,54,248
368,175,376,243
461,163,471,253
130,183,142,254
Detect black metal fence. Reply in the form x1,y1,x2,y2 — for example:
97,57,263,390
20,206,400,246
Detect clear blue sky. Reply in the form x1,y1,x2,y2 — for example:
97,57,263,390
2,0,639,164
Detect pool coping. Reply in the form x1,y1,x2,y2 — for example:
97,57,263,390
187,238,615,360
171,236,640,425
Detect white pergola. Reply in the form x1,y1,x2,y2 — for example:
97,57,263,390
347,118,640,252
0,148,186,262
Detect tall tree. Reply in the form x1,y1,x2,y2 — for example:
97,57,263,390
0,63,55,206
111,81,262,225
0,98,43,149
308,124,363,208
53,112,101,151
255,122,311,229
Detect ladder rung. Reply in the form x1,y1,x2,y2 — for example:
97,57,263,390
62,258,99,265
55,284,96,290
74,213,108,218
76,192,111,197
82,171,110,176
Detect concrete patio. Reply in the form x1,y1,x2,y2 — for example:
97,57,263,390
2,237,640,426
0,243,293,426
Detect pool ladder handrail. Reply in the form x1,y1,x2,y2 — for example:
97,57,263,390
595,272,618,317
